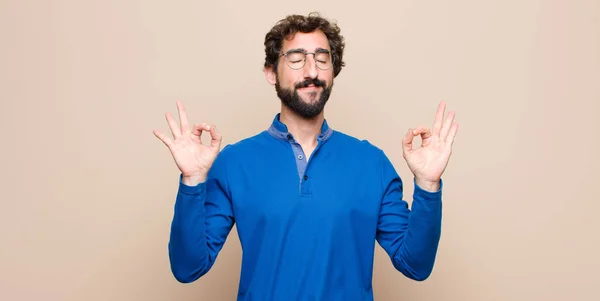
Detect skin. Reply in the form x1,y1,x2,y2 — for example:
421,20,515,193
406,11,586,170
402,101,459,191
153,30,459,191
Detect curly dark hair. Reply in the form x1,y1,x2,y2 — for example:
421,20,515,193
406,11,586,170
264,12,346,77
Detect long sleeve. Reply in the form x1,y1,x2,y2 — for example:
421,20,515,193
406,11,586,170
167,150,235,283
375,150,443,281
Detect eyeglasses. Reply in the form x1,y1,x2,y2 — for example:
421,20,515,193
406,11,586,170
280,49,333,70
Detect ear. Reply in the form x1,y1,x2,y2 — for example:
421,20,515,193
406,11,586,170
264,66,277,85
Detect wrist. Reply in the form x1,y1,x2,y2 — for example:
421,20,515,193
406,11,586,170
415,177,440,192
182,174,207,186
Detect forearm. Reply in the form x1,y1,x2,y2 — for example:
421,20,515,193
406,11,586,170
168,181,210,283
393,181,443,280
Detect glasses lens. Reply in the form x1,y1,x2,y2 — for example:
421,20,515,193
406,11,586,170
286,51,305,69
315,52,332,70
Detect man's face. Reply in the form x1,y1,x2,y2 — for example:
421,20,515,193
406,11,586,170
266,30,335,119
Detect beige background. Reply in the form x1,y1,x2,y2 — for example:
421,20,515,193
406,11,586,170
1,0,598,300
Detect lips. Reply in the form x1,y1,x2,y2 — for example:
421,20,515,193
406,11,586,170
298,86,321,92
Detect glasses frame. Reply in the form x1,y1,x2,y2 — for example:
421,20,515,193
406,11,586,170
279,49,334,71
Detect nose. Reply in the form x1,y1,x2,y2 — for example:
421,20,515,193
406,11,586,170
302,54,319,79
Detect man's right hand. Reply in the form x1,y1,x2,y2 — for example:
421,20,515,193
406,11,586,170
153,101,222,186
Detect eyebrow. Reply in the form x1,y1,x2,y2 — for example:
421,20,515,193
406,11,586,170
285,47,331,53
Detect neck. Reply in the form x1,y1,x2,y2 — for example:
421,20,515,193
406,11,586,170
279,105,324,147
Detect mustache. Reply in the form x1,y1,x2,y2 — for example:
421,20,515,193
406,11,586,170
295,78,326,89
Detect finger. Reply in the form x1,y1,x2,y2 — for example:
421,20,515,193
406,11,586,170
402,128,415,156
153,129,173,148
209,124,222,149
412,126,432,140
192,123,211,140
440,111,456,140
165,112,180,138
432,101,446,136
177,101,190,134
446,123,459,144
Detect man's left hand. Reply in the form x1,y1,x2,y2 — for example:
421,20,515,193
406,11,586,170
401,101,459,192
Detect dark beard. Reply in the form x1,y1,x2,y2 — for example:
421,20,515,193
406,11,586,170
276,77,333,119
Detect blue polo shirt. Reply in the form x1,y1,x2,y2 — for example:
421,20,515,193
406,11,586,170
168,113,444,301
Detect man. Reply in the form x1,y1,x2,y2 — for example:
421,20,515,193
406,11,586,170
153,12,458,301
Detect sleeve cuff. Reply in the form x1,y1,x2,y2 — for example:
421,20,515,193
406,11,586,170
177,173,207,195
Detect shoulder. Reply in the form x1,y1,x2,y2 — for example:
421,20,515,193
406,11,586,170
329,130,388,160
213,131,272,161
328,130,400,185
208,131,269,178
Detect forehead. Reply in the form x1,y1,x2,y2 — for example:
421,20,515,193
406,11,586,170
282,30,331,52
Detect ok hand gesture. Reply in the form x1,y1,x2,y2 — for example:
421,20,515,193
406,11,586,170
402,101,459,191
153,101,222,186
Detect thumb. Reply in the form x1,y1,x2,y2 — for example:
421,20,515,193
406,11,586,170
209,125,222,149
402,128,414,157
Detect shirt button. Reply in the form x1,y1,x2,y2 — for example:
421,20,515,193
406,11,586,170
298,155,303,160
303,175,308,180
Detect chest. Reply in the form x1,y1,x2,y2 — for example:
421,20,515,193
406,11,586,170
229,149,382,232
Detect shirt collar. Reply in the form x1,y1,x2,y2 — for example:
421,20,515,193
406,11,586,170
267,113,334,142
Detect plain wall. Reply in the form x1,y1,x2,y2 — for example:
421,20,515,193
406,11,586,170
1,0,598,300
